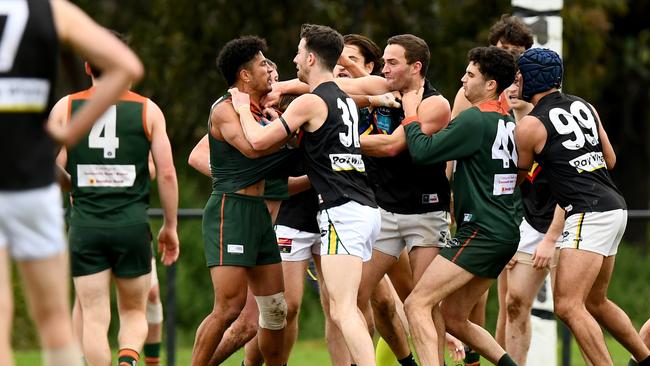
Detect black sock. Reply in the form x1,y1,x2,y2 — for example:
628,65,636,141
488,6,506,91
497,353,517,366
398,352,418,366
628,357,639,366
464,345,480,365
638,356,650,366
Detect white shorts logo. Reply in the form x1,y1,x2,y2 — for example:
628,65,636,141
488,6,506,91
77,164,136,187
329,153,365,172
227,244,244,254
493,173,516,196
569,151,606,173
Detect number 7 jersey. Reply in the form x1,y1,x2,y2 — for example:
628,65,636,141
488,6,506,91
66,88,152,227
530,91,625,215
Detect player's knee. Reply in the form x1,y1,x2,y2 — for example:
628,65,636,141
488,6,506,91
147,285,160,303
505,293,528,320
146,298,163,324
285,296,301,322
553,295,578,321
255,292,287,331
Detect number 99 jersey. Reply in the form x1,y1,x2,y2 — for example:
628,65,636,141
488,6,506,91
66,89,152,227
531,91,626,216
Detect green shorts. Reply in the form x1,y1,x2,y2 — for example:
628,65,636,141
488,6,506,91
263,178,289,201
440,236,517,279
202,192,281,267
69,223,152,278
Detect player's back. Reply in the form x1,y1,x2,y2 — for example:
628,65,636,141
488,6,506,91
66,89,151,227
0,0,58,190
530,91,625,215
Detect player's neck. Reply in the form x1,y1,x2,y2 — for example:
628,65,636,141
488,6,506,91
401,76,425,94
234,81,263,105
471,94,497,107
530,88,558,106
308,70,334,91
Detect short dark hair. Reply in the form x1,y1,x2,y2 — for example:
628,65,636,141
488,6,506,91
216,36,268,86
343,34,383,75
300,24,344,71
488,14,534,50
386,34,430,77
467,46,516,95
88,30,129,78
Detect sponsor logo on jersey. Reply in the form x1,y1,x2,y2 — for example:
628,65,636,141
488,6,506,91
463,213,473,222
493,173,517,195
0,78,50,112
77,164,136,187
422,193,439,204
329,153,365,172
569,151,606,173
227,244,244,254
564,204,573,212
277,237,293,253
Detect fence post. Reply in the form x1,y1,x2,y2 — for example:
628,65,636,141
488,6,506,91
561,322,572,366
166,263,177,366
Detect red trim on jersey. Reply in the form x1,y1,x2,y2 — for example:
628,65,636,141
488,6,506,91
476,99,509,116
400,115,419,126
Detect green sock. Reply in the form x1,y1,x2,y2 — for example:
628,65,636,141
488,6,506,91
464,346,480,365
629,358,639,366
118,348,139,366
497,353,517,366
143,343,161,366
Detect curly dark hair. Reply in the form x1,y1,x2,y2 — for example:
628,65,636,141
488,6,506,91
467,46,516,95
343,34,383,75
386,34,430,77
488,14,534,50
216,36,268,86
300,24,344,71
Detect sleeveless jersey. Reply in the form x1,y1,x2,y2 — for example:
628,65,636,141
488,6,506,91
66,89,151,227
275,158,319,234
405,100,520,244
364,79,450,214
530,92,625,216
520,162,556,233
208,94,295,193
300,81,376,209
0,0,58,190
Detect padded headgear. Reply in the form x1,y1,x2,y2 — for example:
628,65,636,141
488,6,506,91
518,48,563,102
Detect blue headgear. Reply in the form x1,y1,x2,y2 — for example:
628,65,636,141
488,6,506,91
518,48,563,102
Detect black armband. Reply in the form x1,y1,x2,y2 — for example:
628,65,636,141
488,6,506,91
279,116,292,136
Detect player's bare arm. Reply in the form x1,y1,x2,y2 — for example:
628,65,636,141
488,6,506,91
148,100,179,266
531,204,564,269
188,135,211,177
210,100,285,158
231,88,321,150
49,96,72,188
514,115,547,172
49,0,143,146
590,105,616,169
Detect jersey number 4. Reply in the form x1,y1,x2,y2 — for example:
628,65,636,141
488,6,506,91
89,105,120,158
549,101,599,150
491,119,517,168
337,97,361,148
0,0,29,72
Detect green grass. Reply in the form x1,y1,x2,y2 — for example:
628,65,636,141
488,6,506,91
14,336,633,365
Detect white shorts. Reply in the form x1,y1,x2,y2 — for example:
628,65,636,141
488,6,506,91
559,209,627,256
319,200,380,262
276,225,321,262
517,218,560,255
373,208,450,258
0,184,66,260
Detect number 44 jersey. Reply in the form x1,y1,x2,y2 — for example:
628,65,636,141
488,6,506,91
66,88,152,227
404,99,520,245
530,91,625,216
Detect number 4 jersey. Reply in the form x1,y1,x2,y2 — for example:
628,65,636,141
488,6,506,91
404,99,520,245
66,88,152,227
530,91,625,216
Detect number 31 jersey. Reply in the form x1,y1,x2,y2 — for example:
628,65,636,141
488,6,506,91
66,88,152,227
300,81,376,210
530,91,625,216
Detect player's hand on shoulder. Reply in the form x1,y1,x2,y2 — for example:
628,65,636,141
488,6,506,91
158,225,180,266
228,88,251,114
401,84,424,116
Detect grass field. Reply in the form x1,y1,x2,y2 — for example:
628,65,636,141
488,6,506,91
14,336,632,365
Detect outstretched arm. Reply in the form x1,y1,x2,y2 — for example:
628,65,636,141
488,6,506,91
49,0,143,146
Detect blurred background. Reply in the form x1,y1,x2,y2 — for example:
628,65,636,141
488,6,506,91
11,0,650,362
